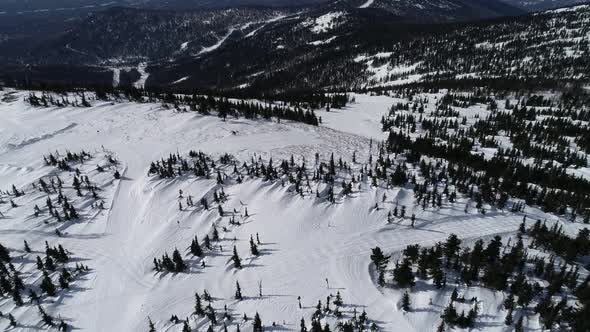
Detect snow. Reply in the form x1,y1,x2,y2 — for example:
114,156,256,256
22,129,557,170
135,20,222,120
358,0,375,9
301,12,346,34
540,4,590,14
245,15,287,38
134,63,149,89
308,36,338,46
112,68,120,88
180,41,189,51
171,76,189,85
197,29,235,56
0,89,584,331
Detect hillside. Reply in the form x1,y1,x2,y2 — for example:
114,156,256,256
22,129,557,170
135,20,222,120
1,4,587,93
0,81,589,331
0,0,524,88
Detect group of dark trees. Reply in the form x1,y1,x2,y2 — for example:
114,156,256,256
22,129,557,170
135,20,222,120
150,287,265,332
153,248,186,273
382,90,590,220
26,91,91,108
371,218,590,331
0,241,85,330
36,150,119,224
23,85,326,126
296,292,378,332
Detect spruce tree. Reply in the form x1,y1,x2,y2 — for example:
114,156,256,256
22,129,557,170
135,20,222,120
12,286,23,306
8,313,16,327
195,292,204,315
253,312,263,332
235,281,243,300
250,235,259,256
232,246,242,269
504,308,513,326
38,305,54,326
370,247,390,271
40,271,56,296
172,248,186,272
148,317,156,332
0,243,10,262
402,291,411,312
191,236,203,257
300,318,308,332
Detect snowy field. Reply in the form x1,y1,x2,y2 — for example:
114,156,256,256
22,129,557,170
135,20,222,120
0,89,586,331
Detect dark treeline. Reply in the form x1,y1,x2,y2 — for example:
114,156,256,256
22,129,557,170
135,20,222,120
380,88,590,220
372,222,590,331
16,84,354,127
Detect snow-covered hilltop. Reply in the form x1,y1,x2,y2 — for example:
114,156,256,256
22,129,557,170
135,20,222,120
0,86,588,331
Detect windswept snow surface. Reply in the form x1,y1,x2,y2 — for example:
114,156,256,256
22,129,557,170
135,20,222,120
0,90,584,331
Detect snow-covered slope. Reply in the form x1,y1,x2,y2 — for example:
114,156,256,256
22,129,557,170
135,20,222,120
0,89,586,331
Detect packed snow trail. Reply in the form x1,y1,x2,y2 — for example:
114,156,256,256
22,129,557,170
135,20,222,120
359,0,375,8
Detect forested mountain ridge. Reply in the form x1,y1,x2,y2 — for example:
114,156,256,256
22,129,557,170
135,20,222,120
0,0,525,89
0,2,587,93
154,4,589,93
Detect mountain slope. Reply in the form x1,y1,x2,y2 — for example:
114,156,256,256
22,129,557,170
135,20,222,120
501,0,590,11
339,0,524,21
149,4,588,93
0,83,589,331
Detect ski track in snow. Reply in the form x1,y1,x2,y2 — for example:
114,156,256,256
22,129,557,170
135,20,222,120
133,63,149,89
359,0,375,8
197,29,235,56
112,68,120,87
0,89,584,331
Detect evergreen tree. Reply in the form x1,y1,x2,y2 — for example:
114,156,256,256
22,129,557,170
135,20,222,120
253,312,263,332
232,246,242,269
172,248,186,272
0,243,11,262
370,247,390,271
504,308,513,326
148,317,156,332
250,235,259,256
195,292,204,315
12,286,23,306
393,258,415,288
40,271,56,296
235,281,243,300
402,291,411,312
333,291,343,306
8,313,16,327
300,318,308,332
38,305,54,326
191,236,203,257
